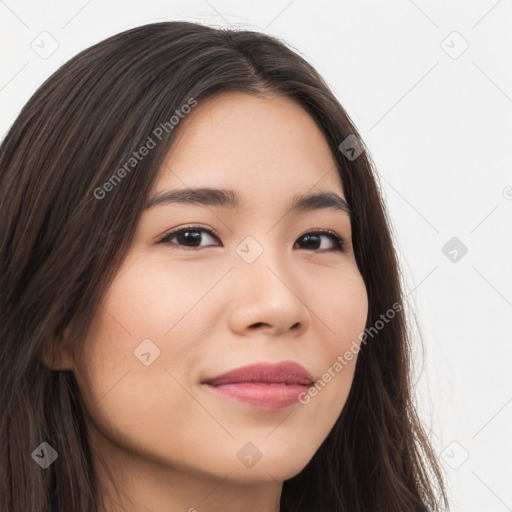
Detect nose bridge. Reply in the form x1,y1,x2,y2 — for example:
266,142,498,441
234,233,288,293
228,234,309,335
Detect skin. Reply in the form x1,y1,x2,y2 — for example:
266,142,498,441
48,91,368,512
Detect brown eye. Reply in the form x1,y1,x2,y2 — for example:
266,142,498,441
159,226,221,249
294,230,346,252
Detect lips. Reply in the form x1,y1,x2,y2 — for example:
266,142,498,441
202,361,315,386
201,361,315,411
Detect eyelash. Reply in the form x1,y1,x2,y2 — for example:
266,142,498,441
158,225,346,253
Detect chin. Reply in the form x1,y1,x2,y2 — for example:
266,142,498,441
229,453,313,484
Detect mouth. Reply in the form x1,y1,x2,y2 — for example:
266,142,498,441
201,361,315,410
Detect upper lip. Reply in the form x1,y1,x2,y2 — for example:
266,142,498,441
202,361,315,386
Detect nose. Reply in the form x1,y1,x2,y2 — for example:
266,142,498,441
227,247,311,337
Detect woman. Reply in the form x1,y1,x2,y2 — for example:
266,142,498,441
0,21,448,512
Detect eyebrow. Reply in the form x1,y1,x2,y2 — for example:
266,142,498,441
145,187,352,218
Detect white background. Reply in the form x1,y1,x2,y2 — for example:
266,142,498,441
2,1,512,510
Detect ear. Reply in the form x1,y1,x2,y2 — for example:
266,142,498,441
40,327,75,371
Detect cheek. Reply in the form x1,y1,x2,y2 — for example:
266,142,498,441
76,258,192,382
101,250,235,340
303,268,368,409
72,256,223,456
74,296,211,467
99,256,194,336
319,266,369,353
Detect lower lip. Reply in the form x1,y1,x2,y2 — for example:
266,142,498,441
203,383,310,410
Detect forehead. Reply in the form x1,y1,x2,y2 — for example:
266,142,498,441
154,91,345,203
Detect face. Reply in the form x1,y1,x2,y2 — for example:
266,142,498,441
59,92,368,506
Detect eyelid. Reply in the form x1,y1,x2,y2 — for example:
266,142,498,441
158,224,222,244
302,228,346,252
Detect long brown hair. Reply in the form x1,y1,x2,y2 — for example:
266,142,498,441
0,21,448,511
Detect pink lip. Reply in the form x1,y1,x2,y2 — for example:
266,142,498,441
202,361,315,411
